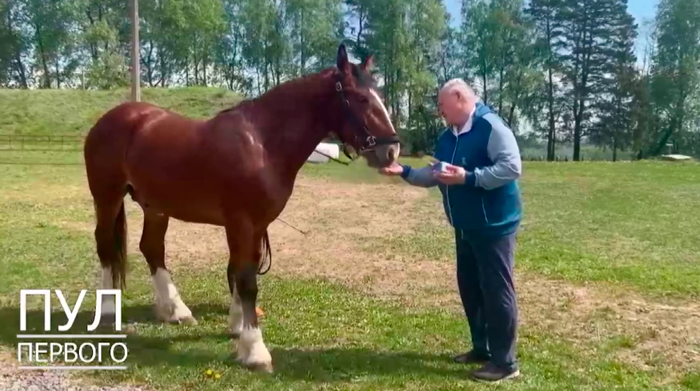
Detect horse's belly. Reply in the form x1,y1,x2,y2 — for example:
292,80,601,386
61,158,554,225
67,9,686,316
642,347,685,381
126,171,226,226
137,191,226,226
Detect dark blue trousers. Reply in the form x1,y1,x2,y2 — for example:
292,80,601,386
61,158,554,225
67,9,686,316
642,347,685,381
456,229,518,370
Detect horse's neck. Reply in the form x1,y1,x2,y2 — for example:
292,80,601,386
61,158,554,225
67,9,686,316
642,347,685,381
255,73,338,177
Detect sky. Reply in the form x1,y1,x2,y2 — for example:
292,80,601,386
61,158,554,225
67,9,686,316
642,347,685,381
443,0,661,63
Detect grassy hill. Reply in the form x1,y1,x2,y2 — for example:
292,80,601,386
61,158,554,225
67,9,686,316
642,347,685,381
0,87,242,136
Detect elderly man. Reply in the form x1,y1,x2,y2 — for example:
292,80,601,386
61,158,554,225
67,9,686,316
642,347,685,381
380,78,522,382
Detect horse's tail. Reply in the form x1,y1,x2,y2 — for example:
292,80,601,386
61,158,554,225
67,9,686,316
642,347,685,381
257,230,272,275
92,199,129,289
85,103,137,290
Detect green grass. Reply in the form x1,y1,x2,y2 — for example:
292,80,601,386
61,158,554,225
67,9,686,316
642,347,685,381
354,160,700,300
0,87,241,136
1,269,684,391
0,176,691,390
1,156,699,389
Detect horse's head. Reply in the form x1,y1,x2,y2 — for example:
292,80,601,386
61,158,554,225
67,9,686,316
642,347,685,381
333,44,400,169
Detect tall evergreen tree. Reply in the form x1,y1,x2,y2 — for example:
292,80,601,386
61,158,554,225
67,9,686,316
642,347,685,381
649,0,700,156
527,0,564,160
557,0,620,161
589,0,637,161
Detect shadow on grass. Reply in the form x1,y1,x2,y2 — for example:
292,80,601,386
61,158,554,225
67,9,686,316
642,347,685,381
0,304,464,383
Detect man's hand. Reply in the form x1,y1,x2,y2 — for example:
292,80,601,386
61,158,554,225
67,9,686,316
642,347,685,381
435,164,467,185
379,162,404,176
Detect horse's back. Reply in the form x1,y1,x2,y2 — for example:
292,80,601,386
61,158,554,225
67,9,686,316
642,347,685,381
84,100,283,226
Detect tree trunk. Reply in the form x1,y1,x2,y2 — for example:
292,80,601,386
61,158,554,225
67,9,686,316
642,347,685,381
193,52,199,85
481,57,488,104
507,105,516,128
159,51,167,87
498,61,505,113
146,39,155,87
300,9,306,73
35,27,52,88
547,66,556,161
54,61,61,88
12,52,28,88
203,56,207,87
185,55,190,86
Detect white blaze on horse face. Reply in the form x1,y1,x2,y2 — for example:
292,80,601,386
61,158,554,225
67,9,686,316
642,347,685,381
100,267,116,316
152,268,194,323
368,88,395,133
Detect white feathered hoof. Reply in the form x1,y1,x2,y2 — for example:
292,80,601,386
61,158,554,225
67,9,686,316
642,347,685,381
153,302,198,325
246,360,274,373
237,328,273,373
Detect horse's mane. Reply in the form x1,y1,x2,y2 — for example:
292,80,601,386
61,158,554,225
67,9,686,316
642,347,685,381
216,62,378,118
216,67,338,116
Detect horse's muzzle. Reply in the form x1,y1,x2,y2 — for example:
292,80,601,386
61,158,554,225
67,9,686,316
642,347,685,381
366,143,400,168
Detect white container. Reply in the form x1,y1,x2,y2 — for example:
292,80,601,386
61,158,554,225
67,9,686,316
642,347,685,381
308,142,340,163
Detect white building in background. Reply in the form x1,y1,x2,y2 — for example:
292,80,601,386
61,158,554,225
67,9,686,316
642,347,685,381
307,142,340,163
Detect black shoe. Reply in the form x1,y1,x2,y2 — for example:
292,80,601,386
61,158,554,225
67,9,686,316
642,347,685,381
452,350,490,364
470,363,520,382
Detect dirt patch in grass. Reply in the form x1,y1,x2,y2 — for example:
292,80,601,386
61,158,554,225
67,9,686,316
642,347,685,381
87,176,699,379
0,349,147,391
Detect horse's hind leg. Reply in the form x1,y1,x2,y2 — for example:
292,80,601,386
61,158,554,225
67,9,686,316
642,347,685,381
140,211,196,325
225,218,272,372
93,195,128,328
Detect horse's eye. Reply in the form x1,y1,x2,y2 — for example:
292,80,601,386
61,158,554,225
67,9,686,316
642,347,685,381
358,95,370,104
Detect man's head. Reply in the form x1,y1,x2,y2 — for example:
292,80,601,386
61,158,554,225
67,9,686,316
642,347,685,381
438,78,478,127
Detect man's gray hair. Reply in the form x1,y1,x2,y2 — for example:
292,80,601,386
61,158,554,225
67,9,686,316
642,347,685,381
440,78,479,102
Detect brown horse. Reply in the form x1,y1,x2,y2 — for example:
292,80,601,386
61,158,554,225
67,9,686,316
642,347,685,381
83,44,399,373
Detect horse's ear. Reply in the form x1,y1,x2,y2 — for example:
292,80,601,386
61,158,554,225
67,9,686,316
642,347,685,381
337,44,351,74
362,54,375,71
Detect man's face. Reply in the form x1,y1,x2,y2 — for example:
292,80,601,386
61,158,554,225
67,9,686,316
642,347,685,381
438,89,469,126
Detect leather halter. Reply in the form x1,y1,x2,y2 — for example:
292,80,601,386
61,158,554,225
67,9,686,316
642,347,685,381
334,75,401,161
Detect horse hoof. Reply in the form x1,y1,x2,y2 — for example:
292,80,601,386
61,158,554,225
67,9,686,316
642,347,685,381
178,316,198,326
247,362,273,373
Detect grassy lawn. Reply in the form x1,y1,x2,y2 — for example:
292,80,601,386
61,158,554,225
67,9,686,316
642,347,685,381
305,158,700,299
0,87,241,136
0,157,699,390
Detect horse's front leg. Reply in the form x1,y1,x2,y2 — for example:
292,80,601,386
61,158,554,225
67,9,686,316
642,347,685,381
225,217,272,373
140,211,196,325
227,262,244,337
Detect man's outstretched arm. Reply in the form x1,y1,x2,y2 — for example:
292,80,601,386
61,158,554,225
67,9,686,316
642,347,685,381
400,164,439,188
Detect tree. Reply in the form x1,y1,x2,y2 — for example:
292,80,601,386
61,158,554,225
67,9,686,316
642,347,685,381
588,0,637,161
284,0,343,76
461,0,499,103
648,0,700,156
557,0,620,161
0,0,30,88
435,20,460,85
23,0,78,88
527,0,564,160
239,0,289,94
